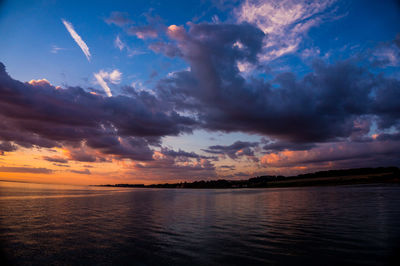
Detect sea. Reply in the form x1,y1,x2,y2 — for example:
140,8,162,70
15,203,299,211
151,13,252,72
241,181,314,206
1,181,399,265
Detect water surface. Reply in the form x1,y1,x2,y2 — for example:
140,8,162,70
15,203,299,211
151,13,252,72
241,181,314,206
1,181,399,265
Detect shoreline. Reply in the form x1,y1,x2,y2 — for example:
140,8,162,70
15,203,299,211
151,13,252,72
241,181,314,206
96,167,400,189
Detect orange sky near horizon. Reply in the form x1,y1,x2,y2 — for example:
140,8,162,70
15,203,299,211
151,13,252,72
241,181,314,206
0,141,317,185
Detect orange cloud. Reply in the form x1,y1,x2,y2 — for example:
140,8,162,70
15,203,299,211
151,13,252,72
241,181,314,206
167,25,186,41
28,79,51,86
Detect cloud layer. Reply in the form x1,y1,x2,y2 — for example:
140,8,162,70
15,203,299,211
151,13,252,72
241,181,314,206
0,62,195,165
2,9,400,180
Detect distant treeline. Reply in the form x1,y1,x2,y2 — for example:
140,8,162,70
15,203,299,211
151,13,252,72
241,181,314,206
98,167,400,189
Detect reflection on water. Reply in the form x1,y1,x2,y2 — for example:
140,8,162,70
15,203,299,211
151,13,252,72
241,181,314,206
0,182,129,200
1,181,399,265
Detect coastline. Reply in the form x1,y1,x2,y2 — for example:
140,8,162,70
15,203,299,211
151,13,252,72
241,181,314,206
96,167,400,189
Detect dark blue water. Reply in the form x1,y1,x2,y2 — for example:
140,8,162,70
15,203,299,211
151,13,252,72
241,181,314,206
1,181,399,265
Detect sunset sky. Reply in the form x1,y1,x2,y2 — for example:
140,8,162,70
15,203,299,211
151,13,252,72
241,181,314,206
0,0,400,185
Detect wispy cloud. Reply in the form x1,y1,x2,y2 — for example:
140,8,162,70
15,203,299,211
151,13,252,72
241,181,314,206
105,12,133,26
114,35,125,51
61,19,91,61
50,45,66,54
94,73,112,97
235,0,338,61
94,69,122,97
114,35,146,57
127,25,158,39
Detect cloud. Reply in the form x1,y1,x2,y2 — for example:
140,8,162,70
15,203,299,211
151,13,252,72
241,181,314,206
93,69,121,97
234,0,338,61
155,23,390,144
262,139,315,152
373,47,399,67
107,10,164,40
160,147,217,161
2,17,400,178
149,42,182,57
94,73,112,97
161,147,203,159
53,163,70,168
0,62,196,165
43,156,68,164
105,10,165,50
127,25,158,39
114,36,146,57
0,141,17,155
27,78,53,88
371,35,400,67
99,69,122,84
203,141,259,160
105,12,133,26
149,21,400,174
0,166,53,174
67,148,98,162
85,136,155,161
50,45,66,54
129,148,217,181
219,165,236,170
61,19,91,61
260,140,400,174
70,169,91,175
114,35,125,51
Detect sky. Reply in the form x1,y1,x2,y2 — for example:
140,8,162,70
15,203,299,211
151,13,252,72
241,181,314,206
0,0,400,185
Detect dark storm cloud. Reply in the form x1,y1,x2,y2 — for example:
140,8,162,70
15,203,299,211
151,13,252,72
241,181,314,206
86,136,155,161
0,122,58,149
161,148,202,158
160,147,217,160
377,132,400,141
372,76,400,129
0,62,195,161
156,22,400,145
395,34,400,48
262,139,315,152
0,141,17,154
203,141,259,159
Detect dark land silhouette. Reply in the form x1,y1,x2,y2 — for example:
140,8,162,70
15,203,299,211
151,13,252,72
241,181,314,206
98,167,400,189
